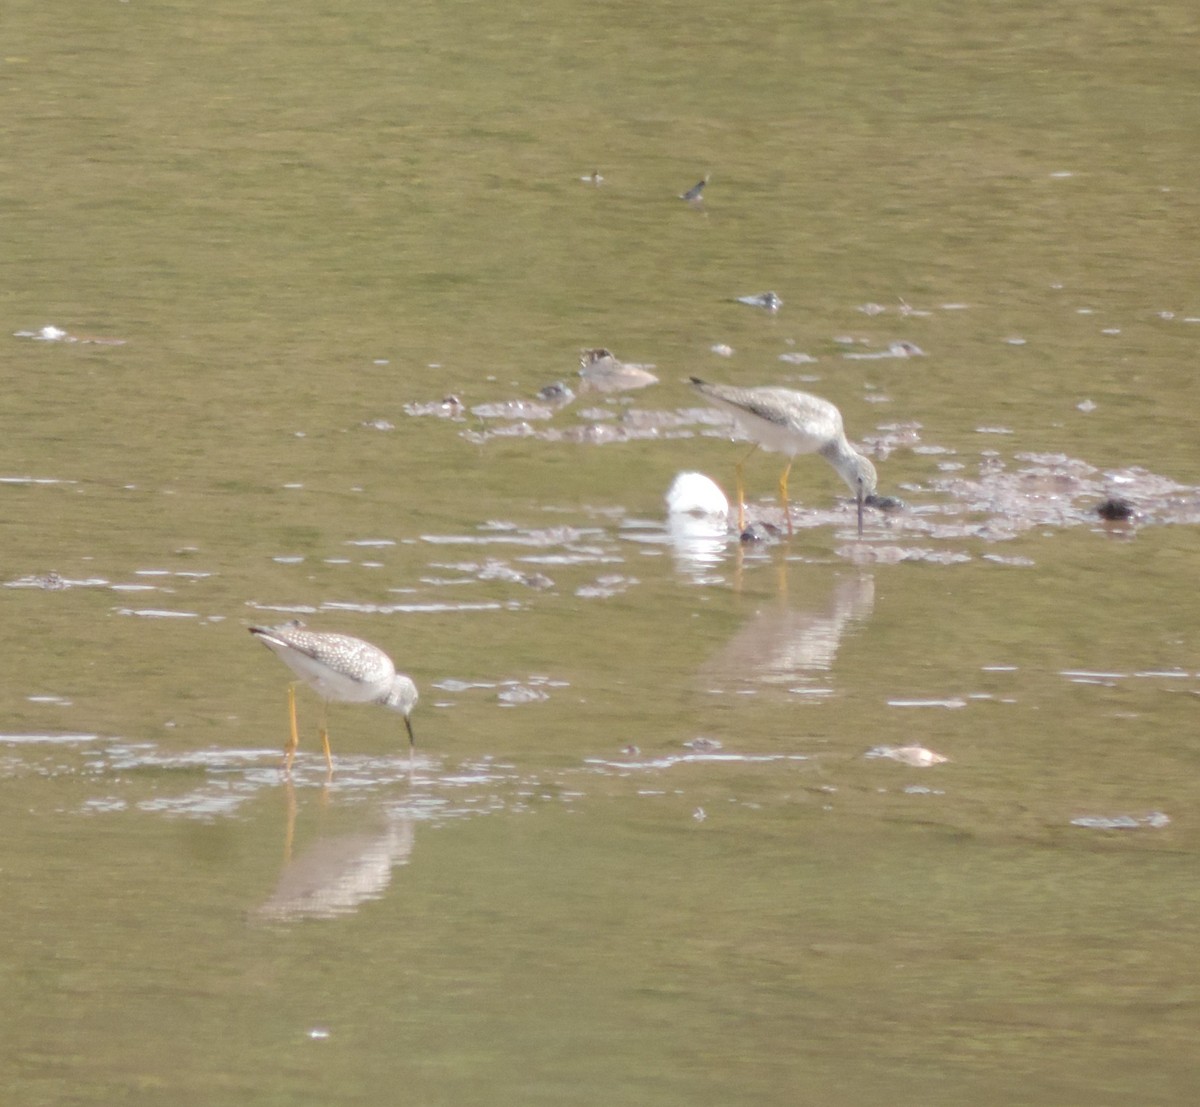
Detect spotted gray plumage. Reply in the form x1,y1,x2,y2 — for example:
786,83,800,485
690,377,884,535
250,623,417,767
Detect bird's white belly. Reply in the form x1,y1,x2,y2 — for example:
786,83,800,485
308,670,382,703
728,410,826,456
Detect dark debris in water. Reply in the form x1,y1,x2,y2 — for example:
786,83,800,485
740,521,781,544
928,453,1197,533
1096,496,1136,521
536,381,576,405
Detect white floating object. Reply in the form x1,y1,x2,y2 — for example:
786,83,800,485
14,325,70,341
666,471,729,519
842,341,925,361
866,745,949,767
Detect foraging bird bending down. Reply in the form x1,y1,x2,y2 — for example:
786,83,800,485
249,623,417,771
690,377,881,536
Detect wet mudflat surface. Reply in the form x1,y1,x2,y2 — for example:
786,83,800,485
3,0,1200,1103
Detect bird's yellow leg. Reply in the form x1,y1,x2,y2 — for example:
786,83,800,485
318,700,334,774
283,683,300,772
778,460,794,537
282,775,297,863
734,443,758,532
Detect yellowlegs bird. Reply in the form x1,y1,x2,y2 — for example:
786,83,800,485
690,377,883,537
249,623,417,771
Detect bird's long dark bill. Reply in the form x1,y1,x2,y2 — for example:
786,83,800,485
856,482,865,538
404,716,416,748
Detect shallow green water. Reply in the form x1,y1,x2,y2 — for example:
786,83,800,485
2,1,1199,1104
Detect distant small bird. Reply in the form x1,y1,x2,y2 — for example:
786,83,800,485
690,377,885,536
679,174,709,202
249,622,417,771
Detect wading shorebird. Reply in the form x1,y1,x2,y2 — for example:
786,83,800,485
690,377,889,537
249,623,417,771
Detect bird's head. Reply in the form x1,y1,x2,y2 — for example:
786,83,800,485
382,677,418,747
850,452,878,499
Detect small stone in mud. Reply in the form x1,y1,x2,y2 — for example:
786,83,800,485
578,348,658,393
740,521,781,544
684,737,723,752
1096,497,1135,521
865,493,906,512
537,381,575,405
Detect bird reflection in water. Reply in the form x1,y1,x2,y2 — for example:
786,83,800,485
253,778,416,923
698,572,876,692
